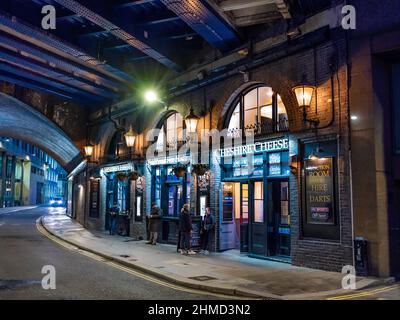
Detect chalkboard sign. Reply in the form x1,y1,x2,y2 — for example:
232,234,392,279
89,179,100,218
191,220,202,248
304,157,335,225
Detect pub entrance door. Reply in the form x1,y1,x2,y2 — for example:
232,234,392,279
249,180,266,256
267,179,290,257
220,182,248,251
166,184,183,217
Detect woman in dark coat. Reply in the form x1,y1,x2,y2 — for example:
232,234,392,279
179,204,195,255
147,203,162,245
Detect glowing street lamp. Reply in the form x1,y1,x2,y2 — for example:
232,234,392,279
292,84,319,128
84,143,94,158
185,108,200,134
124,126,136,148
144,90,158,104
292,85,315,108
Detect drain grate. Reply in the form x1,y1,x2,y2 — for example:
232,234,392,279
188,276,217,282
119,254,130,258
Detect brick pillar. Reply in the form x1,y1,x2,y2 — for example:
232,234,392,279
209,150,221,252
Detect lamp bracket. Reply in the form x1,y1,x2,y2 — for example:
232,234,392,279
108,106,126,133
302,107,319,128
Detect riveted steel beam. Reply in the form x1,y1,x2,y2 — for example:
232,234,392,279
115,0,156,9
0,49,116,100
160,0,241,52
0,33,121,93
51,0,182,72
0,62,105,104
0,12,132,84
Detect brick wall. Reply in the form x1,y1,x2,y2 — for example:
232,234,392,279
165,36,353,272
90,34,353,272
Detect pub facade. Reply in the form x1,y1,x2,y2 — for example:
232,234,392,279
70,8,358,274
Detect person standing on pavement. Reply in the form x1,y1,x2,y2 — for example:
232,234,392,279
179,204,195,255
200,207,215,255
147,203,162,245
109,203,119,235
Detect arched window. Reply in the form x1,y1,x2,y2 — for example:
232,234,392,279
156,112,184,151
227,86,289,137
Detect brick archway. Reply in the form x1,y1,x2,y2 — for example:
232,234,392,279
0,93,82,172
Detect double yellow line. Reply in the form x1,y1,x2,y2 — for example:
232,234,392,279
327,284,400,300
36,218,250,300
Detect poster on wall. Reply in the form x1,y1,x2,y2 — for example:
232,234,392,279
304,157,335,225
89,179,100,218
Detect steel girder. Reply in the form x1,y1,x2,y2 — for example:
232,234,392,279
0,12,132,84
160,0,241,52
0,50,116,101
51,0,182,72
0,62,105,104
0,34,120,96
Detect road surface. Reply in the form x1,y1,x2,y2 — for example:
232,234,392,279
0,206,221,300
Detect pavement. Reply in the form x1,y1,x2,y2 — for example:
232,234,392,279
0,206,224,300
40,209,387,300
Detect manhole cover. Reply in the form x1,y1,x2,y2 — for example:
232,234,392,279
188,276,217,282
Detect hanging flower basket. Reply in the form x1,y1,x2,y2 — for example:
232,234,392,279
172,165,187,178
192,164,209,176
129,171,140,181
116,172,128,181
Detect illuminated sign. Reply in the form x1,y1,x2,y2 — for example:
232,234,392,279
305,157,335,225
220,138,289,158
102,162,134,173
147,155,190,166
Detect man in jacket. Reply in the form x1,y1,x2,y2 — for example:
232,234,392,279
147,203,162,245
179,204,195,255
200,207,215,255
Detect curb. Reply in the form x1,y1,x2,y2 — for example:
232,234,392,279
38,216,386,300
38,216,279,300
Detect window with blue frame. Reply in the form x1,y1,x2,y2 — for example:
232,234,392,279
151,167,162,208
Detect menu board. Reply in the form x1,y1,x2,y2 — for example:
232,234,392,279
305,157,335,225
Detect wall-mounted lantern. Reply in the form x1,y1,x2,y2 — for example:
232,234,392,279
185,107,200,134
83,143,94,158
124,125,136,148
292,84,319,128
293,85,315,108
